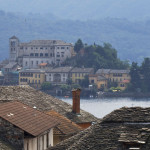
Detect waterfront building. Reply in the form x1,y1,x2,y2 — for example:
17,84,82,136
9,36,74,68
70,67,94,83
19,69,45,88
89,74,108,90
45,67,73,85
96,69,130,90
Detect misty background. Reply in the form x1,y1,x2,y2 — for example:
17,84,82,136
0,0,150,62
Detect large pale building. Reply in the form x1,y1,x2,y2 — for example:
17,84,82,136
9,36,74,68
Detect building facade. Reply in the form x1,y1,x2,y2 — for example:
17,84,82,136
9,36,74,68
89,74,108,90
70,67,94,84
19,69,45,88
96,69,130,90
46,67,73,85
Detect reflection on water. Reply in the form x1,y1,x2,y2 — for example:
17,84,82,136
60,97,150,118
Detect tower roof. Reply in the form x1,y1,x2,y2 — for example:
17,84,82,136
10,36,18,39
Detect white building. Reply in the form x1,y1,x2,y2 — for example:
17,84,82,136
9,36,74,68
46,67,73,84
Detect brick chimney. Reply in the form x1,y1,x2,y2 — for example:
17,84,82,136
72,88,81,114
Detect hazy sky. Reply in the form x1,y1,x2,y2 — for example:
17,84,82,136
0,0,150,20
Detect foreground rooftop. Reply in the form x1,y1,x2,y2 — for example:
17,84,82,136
0,86,97,124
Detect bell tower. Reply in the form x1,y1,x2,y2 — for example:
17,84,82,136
9,36,19,62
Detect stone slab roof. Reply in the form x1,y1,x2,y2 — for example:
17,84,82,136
3,62,17,69
49,107,150,150
20,69,45,73
96,69,130,74
20,40,72,46
46,110,82,136
0,101,59,136
0,86,97,124
71,67,94,73
0,139,14,150
102,107,150,123
97,75,107,81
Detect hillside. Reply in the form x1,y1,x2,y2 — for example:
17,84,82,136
0,11,150,62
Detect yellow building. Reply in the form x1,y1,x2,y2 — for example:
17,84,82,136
19,69,45,88
96,69,131,90
89,75,107,90
70,67,94,83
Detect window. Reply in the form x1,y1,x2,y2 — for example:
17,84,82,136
25,61,28,66
63,74,65,77
40,53,43,57
11,41,16,46
31,47,33,50
39,80,40,84
30,53,34,56
35,53,38,57
35,80,37,83
45,53,48,57
67,47,69,49
40,47,43,49
35,74,37,78
39,74,40,78
31,61,33,65
61,47,65,49
57,47,59,49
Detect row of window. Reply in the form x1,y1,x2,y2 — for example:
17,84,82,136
20,73,41,78
30,53,52,57
113,73,123,77
110,78,127,82
20,47,54,50
71,73,87,77
19,46,69,50
20,78,41,84
25,60,52,66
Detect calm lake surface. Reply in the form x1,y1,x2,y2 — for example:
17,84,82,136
60,97,150,118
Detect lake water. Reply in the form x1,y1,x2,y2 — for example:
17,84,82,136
60,97,150,118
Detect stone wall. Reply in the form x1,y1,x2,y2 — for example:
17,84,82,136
0,117,24,150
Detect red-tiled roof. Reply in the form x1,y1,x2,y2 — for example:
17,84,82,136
46,110,82,135
39,63,48,66
0,101,59,137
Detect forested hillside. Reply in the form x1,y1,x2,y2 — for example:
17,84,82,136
1,11,150,62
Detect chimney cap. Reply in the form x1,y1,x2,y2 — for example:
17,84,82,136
72,88,81,92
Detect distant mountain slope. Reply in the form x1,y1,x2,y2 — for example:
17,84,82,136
0,0,150,20
0,12,150,62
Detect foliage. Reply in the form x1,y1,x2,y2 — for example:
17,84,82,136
129,62,141,92
60,84,71,92
128,58,150,92
72,84,81,89
79,75,89,88
41,82,52,90
65,43,129,71
74,39,84,53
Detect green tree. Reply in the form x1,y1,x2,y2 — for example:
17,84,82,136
41,82,52,90
141,58,150,92
129,62,141,92
74,39,84,53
